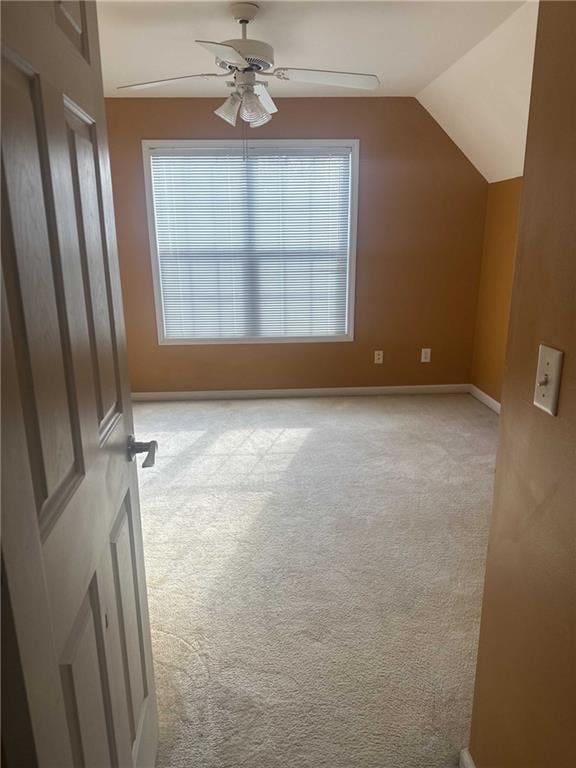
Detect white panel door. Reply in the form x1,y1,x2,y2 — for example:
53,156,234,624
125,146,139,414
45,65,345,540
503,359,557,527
1,2,158,766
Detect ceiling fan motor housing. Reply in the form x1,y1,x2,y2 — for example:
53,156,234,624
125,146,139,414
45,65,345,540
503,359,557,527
218,38,274,71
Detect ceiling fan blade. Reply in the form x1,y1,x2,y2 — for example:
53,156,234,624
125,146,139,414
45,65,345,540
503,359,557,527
254,83,278,114
196,40,249,69
273,68,380,90
117,72,226,91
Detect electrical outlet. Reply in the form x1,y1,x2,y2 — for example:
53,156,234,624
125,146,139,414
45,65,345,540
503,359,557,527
421,348,431,363
374,350,383,365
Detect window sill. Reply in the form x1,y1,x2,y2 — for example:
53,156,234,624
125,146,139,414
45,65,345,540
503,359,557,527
158,334,355,346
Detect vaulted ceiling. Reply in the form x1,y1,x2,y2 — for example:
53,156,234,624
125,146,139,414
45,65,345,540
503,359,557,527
98,1,538,181
417,2,538,182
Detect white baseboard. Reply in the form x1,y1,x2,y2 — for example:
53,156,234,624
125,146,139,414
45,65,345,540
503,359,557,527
460,748,476,768
132,384,470,402
468,384,501,414
132,382,500,414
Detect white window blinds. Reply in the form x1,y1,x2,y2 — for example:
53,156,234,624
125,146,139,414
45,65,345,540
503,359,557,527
145,141,357,343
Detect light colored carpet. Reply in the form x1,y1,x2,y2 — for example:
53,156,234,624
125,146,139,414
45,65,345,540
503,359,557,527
134,395,498,768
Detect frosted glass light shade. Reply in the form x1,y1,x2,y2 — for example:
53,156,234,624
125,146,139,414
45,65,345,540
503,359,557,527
239,91,270,125
249,109,272,127
214,92,242,126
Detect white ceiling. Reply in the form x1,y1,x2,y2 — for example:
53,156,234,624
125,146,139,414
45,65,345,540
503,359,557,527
417,1,538,181
98,1,523,97
98,1,538,181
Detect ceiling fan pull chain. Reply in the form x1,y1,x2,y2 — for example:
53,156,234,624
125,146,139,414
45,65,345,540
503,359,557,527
242,117,248,161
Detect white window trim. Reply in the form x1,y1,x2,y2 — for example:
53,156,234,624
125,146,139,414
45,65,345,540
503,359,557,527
142,138,359,345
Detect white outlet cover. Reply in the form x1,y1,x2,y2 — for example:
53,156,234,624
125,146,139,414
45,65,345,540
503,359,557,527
533,344,563,416
421,348,431,363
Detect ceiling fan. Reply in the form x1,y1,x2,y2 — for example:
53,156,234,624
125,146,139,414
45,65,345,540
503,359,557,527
118,2,380,127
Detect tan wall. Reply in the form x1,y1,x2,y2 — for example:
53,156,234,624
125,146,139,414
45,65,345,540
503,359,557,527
106,97,487,393
470,2,576,766
471,177,522,401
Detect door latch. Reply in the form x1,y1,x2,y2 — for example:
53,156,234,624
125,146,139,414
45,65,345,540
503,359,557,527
127,435,158,468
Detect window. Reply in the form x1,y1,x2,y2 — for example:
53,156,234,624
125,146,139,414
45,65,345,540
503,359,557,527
143,140,358,344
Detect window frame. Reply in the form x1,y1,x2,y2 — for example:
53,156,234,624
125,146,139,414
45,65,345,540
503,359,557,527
142,138,359,345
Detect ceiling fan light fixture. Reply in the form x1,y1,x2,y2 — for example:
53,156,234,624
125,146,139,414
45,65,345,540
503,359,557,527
214,92,242,126
239,90,270,125
118,3,380,122
249,109,272,127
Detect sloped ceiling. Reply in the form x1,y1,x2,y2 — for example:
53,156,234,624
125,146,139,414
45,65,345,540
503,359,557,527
99,1,538,183
417,2,539,182
99,1,523,97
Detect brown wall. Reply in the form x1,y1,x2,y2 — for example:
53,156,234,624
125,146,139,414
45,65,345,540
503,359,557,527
106,97,487,392
470,2,576,766
471,177,522,402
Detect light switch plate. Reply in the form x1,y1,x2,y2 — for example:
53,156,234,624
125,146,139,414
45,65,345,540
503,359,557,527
533,344,563,416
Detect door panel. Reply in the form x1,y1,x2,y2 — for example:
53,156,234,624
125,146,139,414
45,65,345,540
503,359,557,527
1,281,75,768
110,498,149,748
66,108,121,434
54,1,89,60
1,3,158,766
60,587,114,768
2,59,83,517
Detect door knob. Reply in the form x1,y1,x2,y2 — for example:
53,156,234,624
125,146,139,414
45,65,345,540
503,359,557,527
127,435,158,468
